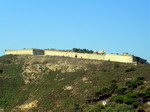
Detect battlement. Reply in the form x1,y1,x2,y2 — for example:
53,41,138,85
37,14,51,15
4,49,147,64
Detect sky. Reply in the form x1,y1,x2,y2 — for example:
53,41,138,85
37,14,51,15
0,0,149,61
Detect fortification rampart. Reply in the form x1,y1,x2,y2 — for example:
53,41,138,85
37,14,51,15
104,54,133,63
44,50,133,63
5,49,44,55
5,49,147,64
5,49,33,55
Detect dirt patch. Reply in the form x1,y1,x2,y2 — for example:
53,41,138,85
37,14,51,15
16,100,38,111
63,86,73,90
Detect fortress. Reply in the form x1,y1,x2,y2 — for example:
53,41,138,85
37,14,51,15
5,48,147,64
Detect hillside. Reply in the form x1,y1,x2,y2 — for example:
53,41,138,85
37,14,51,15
0,55,150,112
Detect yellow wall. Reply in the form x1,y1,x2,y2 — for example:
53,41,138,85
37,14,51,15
44,50,133,63
5,49,44,55
5,49,33,55
4,49,138,63
105,54,133,63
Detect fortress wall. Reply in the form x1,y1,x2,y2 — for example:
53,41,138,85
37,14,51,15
104,54,133,63
45,50,105,60
5,49,144,63
75,53,133,63
76,53,105,60
5,49,33,55
45,50,83,58
45,50,71,57
45,50,134,63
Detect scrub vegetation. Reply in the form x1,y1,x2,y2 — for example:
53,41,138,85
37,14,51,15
0,55,149,112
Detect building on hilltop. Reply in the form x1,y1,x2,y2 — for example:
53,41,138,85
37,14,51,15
4,49,147,64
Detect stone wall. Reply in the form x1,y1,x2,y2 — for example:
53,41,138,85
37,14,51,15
5,49,146,64
5,49,44,55
105,54,133,63
44,50,134,63
44,50,104,59
5,49,33,55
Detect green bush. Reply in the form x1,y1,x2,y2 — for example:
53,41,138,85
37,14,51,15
0,59,11,64
137,76,145,81
110,92,145,108
86,104,104,112
125,81,137,90
74,104,83,112
115,87,127,95
101,68,107,72
110,95,124,103
125,66,136,72
72,48,93,54
146,87,150,97
132,102,141,108
139,85,145,90
114,64,120,69
101,103,135,112
95,87,110,97
0,70,3,74
109,83,118,92
111,80,117,83
86,103,135,112
124,97,136,105
125,77,144,90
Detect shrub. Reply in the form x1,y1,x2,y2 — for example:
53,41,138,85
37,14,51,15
146,87,150,92
137,76,145,81
0,59,11,64
115,87,127,95
0,70,3,74
111,92,145,108
95,87,110,97
86,104,104,112
109,83,118,92
72,48,93,54
111,80,117,83
135,80,144,86
101,103,135,112
110,95,125,103
132,101,141,108
125,66,136,72
146,87,150,97
114,64,120,69
139,86,145,90
101,69,107,72
74,104,83,112
126,81,137,90
125,77,145,90
124,97,136,105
